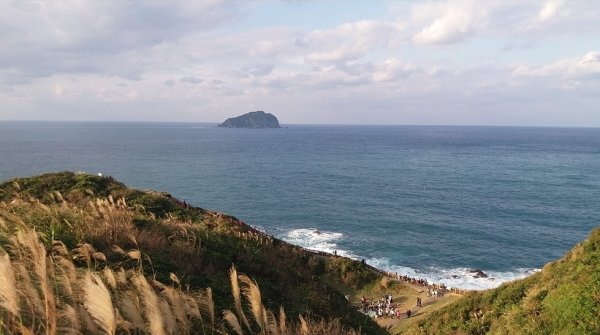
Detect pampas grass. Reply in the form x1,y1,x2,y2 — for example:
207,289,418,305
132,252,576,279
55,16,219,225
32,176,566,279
230,265,252,332
58,304,81,334
161,286,188,333
117,290,145,331
102,267,117,291
223,309,244,335
81,272,116,334
199,287,215,329
239,274,266,333
0,193,363,335
279,306,287,335
299,315,309,335
158,298,176,335
131,273,165,335
0,252,19,317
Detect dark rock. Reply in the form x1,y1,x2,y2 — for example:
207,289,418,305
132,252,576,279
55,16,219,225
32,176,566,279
218,111,281,128
469,269,489,278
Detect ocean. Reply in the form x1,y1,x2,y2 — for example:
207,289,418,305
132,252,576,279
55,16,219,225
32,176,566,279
1,121,599,290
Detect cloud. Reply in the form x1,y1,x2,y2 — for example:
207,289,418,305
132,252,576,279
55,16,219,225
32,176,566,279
303,20,405,63
537,0,566,22
411,1,488,45
1,1,599,125
513,51,600,78
0,0,243,79
373,58,435,82
180,76,204,84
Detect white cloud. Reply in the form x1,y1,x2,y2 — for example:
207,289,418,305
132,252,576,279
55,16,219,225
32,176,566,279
513,51,600,78
411,1,488,45
1,1,600,125
537,0,566,22
0,0,243,79
304,20,405,63
373,58,422,82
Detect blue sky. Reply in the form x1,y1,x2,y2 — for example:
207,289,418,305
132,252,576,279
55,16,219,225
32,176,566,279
1,0,599,126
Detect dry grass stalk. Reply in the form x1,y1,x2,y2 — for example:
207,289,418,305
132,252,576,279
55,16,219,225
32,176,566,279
102,267,117,291
161,286,188,333
127,249,142,262
199,287,215,328
54,256,77,297
158,298,176,335
79,304,101,333
114,267,127,287
57,304,81,334
223,309,244,335
82,272,116,334
240,274,266,333
13,229,57,334
51,240,69,257
182,295,201,320
14,262,44,318
92,251,107,263
110,245,126,257
72,243,95,266
53,191,65,203
279,306,287,335
230,266,251,332
266,310,280,335
169,272,180,287
117,290,146,331
131,273,165,335
299,315,309,335
0,252,19,316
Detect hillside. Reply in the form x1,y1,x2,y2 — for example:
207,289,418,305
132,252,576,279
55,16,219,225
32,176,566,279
400,226,600,334
0,172,384,334
2,172,598,335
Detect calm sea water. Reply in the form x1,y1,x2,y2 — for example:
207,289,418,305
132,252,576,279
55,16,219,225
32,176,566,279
1,121,599,289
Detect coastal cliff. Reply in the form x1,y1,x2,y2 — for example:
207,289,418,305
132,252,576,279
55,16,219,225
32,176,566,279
0,172,598,334
399,228,600,334
218,111,281,128
0,172,383,335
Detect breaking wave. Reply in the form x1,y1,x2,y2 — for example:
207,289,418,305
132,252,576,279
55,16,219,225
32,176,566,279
281,228,539,290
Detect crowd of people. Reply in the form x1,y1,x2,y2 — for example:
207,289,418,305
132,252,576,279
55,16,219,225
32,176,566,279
360,294,414,319
357,273,454,320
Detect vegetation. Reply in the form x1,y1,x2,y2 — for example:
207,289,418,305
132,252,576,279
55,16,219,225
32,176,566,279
3,172,599,334
0,172,385,334
403,227,600,334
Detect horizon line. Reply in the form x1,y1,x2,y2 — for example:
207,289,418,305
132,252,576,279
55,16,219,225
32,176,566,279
1,119,599,129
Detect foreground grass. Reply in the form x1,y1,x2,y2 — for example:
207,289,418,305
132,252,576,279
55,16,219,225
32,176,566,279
0,213,360,334
4,172,598,334
403,226,600,334
0,172,385,334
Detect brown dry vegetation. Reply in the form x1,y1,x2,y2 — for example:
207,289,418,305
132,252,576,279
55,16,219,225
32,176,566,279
0,172,385,334
0,198,363,334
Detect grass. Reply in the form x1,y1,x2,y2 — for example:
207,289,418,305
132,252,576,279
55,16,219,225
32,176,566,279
403,227,600,335
0,203,367,334
0,172,386,334
8,172,598,334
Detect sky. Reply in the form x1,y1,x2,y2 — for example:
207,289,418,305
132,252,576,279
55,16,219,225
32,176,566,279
1,0,599,126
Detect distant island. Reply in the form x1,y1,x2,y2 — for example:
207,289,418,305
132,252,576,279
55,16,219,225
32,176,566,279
218,111,281,128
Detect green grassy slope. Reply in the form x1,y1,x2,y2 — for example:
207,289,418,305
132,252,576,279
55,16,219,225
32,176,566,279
404,226,600,334
0,172,385,334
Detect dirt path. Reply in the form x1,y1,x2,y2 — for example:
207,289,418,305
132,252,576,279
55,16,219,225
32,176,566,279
351,278,463,334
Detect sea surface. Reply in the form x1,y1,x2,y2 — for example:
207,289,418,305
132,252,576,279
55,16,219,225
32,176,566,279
1,121,599,290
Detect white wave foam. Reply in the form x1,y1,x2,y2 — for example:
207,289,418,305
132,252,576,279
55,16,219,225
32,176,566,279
368,257,540,290
280,228,540,290
283,228,358,257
